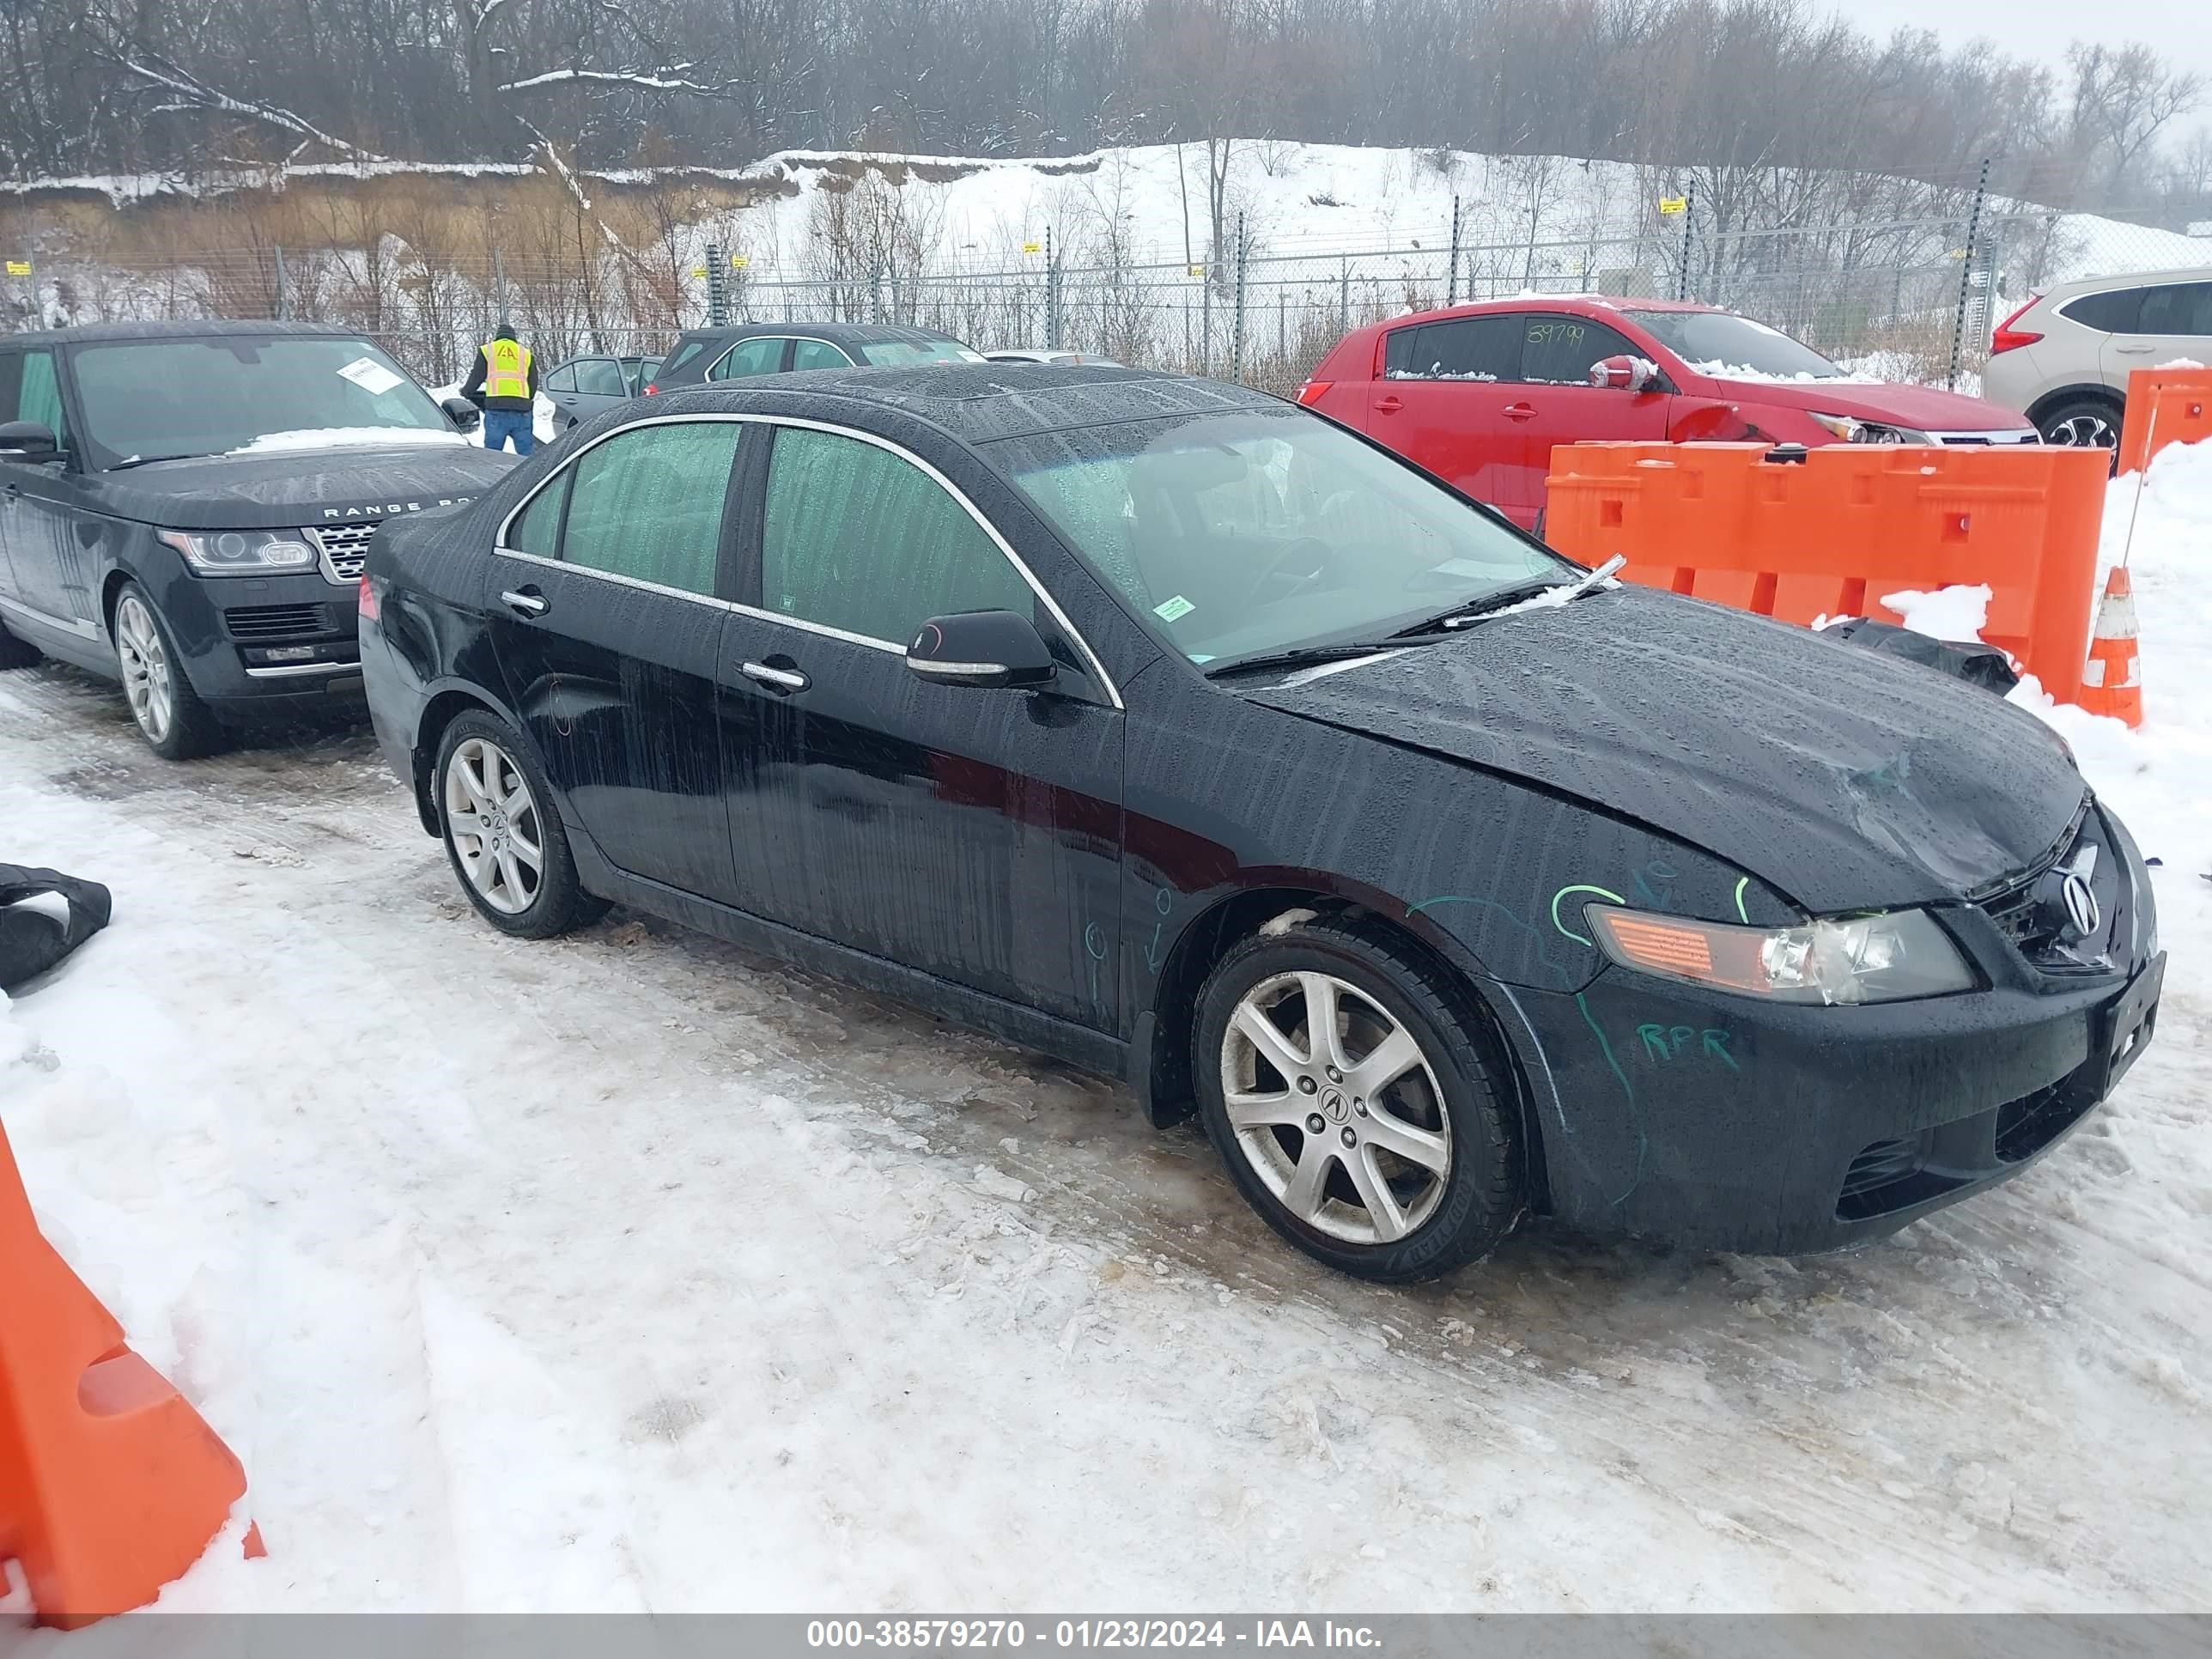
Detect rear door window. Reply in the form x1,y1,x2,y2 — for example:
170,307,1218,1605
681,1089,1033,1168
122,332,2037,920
2062,288,2145,333
658,340,708,380
507,471,569,558
760,426,1030,644
545,363,579,394
574,358,627,396
1518,315,1644,385
709,337,786,380
2137,283,2212,338
791,338,854,371
1383,315,1522,381
558,422,744,597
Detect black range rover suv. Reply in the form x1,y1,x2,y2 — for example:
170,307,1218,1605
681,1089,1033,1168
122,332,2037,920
0,321,520,757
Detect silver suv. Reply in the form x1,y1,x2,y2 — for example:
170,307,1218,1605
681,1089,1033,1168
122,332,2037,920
1984,267,2212,453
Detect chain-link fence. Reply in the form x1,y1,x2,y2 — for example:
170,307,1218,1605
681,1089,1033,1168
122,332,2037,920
0,203,2188,397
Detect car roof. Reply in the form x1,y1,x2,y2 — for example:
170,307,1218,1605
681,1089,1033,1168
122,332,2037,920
649,362,1279,444
672,321,963,346
1,318,368,349
2042,265,2212,298
1377,295,1719,332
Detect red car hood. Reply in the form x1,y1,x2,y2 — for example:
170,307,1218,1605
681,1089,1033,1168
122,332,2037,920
1686,372,2030,431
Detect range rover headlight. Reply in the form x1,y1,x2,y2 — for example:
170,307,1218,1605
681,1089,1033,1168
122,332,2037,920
1587,904,1975,1005
155,528,317,575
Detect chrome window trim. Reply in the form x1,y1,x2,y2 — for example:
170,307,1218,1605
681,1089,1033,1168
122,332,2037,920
489,544,734,612
492,410,1124,708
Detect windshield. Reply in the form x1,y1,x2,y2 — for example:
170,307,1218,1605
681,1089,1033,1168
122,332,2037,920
72,336,453,465
992,409,1565,665
860,338,986,367
1624,309,1844,380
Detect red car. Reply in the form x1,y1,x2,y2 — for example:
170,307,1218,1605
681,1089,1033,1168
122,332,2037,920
1298,297,2039,531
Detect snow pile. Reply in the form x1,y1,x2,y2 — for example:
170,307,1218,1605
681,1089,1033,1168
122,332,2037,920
1880,583,1994,643
228,428,470,455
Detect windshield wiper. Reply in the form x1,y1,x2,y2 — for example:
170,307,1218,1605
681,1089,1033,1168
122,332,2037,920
1202,641,1403,679
1395,555,1627,635
103,452,208,471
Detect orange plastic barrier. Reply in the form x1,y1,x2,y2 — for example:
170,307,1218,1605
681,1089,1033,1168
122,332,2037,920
1544,441,2109,705
0,1121,247,1627
2115,365,2212,475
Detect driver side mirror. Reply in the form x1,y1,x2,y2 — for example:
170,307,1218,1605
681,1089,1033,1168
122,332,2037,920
441,396,482,432
1589,355,1660,393
907,610,1056,690
0,421,58,460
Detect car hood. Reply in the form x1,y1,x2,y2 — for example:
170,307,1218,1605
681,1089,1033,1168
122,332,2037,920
79,442,520,531
1243,586,2085,914
1689,373,2032,431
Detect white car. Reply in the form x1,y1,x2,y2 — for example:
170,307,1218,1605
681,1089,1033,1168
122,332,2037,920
1984,267,2212,452
983,349,1123,367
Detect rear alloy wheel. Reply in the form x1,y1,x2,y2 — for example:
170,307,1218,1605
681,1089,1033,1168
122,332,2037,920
435,711,606,939
1195,919,1521,1282
2037,395,2124,459
112,583,222,759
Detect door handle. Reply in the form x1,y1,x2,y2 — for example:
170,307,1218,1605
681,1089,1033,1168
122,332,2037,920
500,587,550,618
1503,403,1540,421
2116,345,2155,355
741,659,809,692
1373,395,1403,415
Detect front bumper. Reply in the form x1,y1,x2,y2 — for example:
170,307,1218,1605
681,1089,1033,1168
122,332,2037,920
139,556,364,713
1493,805,2163,1254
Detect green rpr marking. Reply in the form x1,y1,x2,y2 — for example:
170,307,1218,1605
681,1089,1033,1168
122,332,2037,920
1550,884,1626,945
1733,875,1750,924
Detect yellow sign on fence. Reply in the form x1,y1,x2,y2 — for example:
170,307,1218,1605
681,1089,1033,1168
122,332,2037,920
1021,241,1042,255
1657,197,1687,217
1188,264,1205,278
3,260,29,276
730,254,750,270
690,265,707,277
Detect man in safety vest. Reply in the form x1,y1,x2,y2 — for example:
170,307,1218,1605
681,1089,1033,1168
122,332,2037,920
464,322,538,455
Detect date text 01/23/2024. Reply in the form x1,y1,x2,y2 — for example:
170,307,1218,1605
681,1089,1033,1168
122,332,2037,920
805,1620,1382,1650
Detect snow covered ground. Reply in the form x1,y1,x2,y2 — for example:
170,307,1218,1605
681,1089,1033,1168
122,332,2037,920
3,457,2210,1618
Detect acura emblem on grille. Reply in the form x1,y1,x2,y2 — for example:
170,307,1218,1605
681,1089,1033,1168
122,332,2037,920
2060,872,2100,939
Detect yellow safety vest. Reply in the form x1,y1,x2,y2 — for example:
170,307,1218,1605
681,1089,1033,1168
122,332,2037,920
482,339,532,400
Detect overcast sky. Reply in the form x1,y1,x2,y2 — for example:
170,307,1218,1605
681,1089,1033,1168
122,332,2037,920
1833,0,2212,88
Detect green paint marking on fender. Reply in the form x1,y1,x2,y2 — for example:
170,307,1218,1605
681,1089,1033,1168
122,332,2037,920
1551,884,1626,945
1733,875,1751,925
1577,992,1634,1104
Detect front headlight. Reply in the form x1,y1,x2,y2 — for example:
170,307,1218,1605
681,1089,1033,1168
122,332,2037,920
1587,903,1975,1005
1808,412,1931,446
155,528,317,575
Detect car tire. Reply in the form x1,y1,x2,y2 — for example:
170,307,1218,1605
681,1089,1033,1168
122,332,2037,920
434,709,608,939
0,615,40,670
2036,392,2124,460
1194,916,1522,1282
112,581,224,760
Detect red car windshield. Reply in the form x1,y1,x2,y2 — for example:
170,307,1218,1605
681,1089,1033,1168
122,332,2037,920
1624,309,1845,380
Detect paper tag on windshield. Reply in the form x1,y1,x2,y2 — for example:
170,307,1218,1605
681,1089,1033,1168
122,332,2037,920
1153,595,1195,623
336,356,405,397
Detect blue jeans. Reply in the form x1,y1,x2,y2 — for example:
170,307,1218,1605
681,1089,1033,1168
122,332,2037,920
483,409,535,455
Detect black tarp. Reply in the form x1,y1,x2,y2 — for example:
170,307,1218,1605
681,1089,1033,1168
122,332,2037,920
0,865,112,990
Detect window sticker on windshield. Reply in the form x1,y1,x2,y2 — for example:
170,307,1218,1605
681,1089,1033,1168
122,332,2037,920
1153,594,1196,623
337,356,405,397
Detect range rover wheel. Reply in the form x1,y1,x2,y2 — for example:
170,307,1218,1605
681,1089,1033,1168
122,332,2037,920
112,582,222,760
1194,917,1522,1282
435,710,606,939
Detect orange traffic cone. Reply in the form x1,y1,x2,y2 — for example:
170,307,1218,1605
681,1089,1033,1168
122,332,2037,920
0,1121,249,1627
2078,567,2143,728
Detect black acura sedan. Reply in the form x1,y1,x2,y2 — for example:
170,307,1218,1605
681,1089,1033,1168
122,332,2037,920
358,364,2164,1281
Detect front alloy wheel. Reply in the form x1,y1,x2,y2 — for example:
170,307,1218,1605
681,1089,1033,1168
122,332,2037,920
444,735,546,915
111,582,221,759
115,592,173,744
1196,918,1521,1282
1222,970,1452,1244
